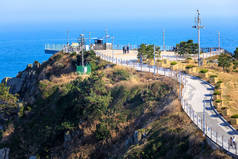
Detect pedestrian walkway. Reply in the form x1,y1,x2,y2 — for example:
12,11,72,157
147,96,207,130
96,51,238,157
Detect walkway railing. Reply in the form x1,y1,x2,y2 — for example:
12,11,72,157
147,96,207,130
96,52,238,157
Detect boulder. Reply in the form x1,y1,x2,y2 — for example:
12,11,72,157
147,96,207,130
29,156,37,159
0,148,9,159
6,77,23,94
1,77,10,84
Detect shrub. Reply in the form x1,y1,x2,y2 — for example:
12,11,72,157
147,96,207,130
231,114,238,118
185,65,194,69
170,62,177,66
213,91,221,95
215,99,222,103
111,69,130,82
215,84,220,89
199,69,208,74
221,107,227,110
95,123,111,141
210,75,217,78
186,57,192,60
54,53,63,61
61,122,75,131
157,59,162,63
217,80,223,84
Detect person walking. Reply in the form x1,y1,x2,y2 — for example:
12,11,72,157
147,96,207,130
126,45,129,54
123,46,125,54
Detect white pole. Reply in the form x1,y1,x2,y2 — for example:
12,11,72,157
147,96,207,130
154,44,156,75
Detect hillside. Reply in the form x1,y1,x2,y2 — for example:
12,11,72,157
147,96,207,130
0,51,231,159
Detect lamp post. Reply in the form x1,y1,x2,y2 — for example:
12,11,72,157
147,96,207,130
154,44,156,75
80,34,85,67
193,10,204,66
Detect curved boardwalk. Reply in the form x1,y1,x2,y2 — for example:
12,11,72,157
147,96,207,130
96,50,238,157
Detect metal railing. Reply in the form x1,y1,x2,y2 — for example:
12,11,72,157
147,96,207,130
45,44,65,51
96,52,238,157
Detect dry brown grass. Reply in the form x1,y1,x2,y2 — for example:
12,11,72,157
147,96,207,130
156,58,238,126
49,73,80,86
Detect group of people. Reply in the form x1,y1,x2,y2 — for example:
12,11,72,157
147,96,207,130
123,46,130,54
229,136,236,149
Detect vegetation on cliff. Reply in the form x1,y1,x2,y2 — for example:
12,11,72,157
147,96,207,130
0,51,231,159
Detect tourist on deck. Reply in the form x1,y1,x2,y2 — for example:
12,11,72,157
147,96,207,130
126,45,129,53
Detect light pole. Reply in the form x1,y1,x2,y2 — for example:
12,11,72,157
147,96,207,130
163,29,166,51
154,44,156,75
203,97,206,136
111,36,114,59
193,10,204,66
218,32,221,52
80,34,85,67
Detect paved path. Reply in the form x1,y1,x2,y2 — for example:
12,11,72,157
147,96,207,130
97,50,223,62
96,50,238,156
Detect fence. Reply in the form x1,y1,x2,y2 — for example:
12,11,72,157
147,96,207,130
96,52,238,157
45,44,65,51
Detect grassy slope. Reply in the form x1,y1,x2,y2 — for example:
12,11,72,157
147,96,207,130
0,51,232,159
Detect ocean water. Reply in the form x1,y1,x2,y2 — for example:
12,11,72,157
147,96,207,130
0,19,237,80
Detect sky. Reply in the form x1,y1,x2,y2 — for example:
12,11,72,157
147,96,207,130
0,0,237,43
1,0,237,24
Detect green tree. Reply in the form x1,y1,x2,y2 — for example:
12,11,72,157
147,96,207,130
218,53,232,71
233,47,238,59
137,44,160,61
175,40,198,55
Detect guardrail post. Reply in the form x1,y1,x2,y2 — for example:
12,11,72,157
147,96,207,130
236,145,237,154
216,132,217,143
149,66,150,72
197,114,198,125
193,110,195,121
188,107,191,117
211,128,212,140
201,116,202,129
222,136,224,148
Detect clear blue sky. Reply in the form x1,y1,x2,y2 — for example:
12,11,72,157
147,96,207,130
1,0,237,24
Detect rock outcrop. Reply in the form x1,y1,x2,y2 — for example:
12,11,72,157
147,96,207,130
125,129,148,148
1,53,76,104
0,148,9,159
2,62,39,104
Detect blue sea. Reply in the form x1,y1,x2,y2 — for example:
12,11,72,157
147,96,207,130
0,19,238,80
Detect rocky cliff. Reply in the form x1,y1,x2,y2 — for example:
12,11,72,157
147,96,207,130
1,52,77,104
0,51,232,159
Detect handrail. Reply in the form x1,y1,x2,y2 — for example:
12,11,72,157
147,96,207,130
96,52,238,157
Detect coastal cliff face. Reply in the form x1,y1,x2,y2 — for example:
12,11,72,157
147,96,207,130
2,52,77,104
0,51,232,159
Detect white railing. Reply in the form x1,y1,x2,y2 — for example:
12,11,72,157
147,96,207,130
96,52,238,157
45,44,65,51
